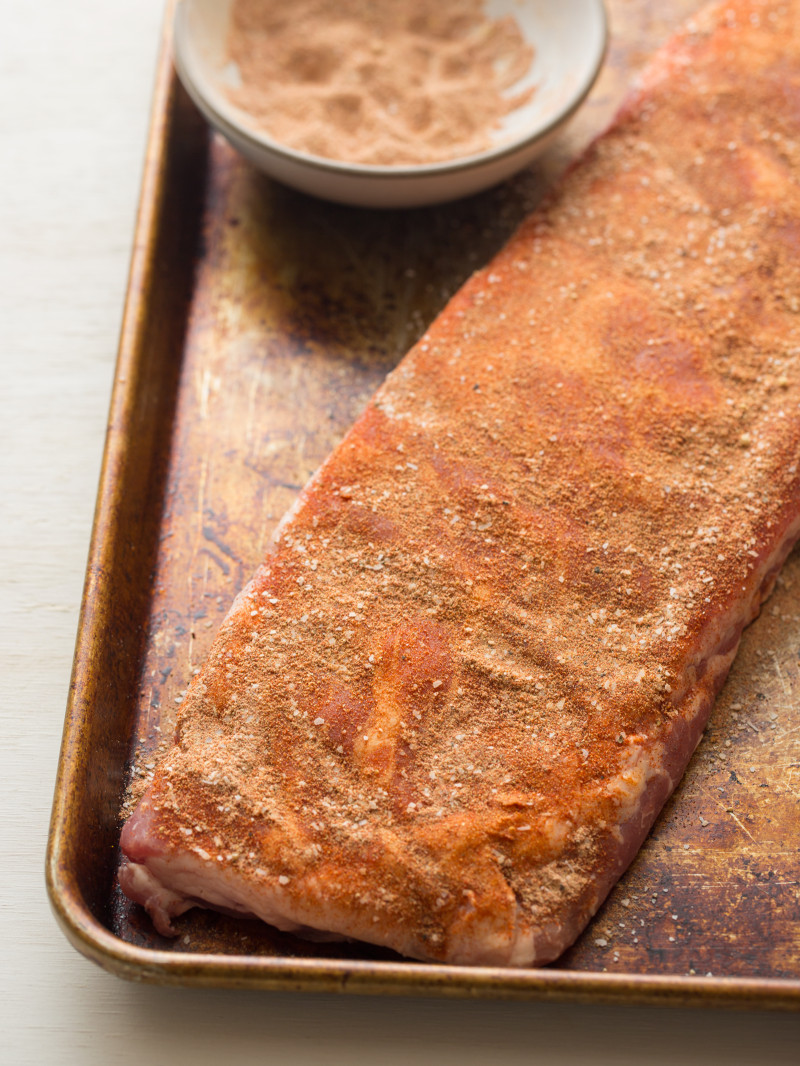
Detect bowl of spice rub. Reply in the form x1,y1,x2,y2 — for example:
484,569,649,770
174,0,608,208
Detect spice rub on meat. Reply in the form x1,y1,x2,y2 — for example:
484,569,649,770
120,0,800,966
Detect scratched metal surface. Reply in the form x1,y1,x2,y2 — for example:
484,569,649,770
112,0,799,983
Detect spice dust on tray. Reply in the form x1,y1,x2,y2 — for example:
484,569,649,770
225,0,536,166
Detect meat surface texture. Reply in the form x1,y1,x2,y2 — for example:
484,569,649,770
120,0,800,966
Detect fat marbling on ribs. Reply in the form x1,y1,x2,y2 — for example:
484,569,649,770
121,0,800,966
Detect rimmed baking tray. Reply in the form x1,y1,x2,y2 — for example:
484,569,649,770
47,0,800,1008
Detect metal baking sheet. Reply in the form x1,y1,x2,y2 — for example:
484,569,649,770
47,0,800,1007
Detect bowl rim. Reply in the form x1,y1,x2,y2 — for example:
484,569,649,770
173,0,609,181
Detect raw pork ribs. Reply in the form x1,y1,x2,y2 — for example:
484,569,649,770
121,0,800,965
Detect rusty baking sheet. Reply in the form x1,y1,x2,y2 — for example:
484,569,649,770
47,1,800,1008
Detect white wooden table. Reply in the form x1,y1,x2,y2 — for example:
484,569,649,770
2,1,799,1060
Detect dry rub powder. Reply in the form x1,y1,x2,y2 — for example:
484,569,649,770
225,0,535,166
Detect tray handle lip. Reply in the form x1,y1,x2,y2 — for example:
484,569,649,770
45,0,181,964
42,865,800,1007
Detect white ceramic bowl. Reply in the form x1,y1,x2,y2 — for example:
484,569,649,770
173,0,608,209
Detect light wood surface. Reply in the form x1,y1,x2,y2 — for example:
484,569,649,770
2,1,798,1061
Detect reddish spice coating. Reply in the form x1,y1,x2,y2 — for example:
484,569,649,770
121,0,800,965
